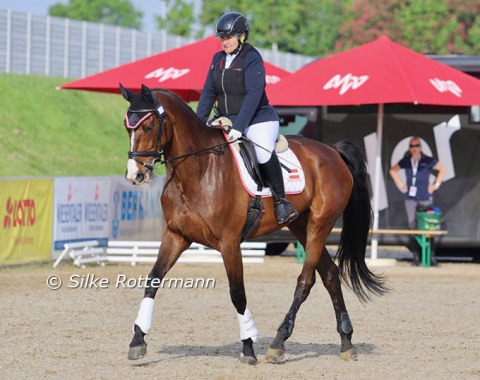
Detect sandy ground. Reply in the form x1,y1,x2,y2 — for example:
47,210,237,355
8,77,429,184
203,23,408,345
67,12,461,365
1,252,479,380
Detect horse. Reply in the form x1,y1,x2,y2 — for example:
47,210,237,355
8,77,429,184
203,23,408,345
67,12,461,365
120,83,387,364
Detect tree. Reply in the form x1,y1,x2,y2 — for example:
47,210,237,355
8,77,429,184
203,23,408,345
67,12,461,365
338,0,480,55
198,0,353,56
155,0,195,37
49,0,143,29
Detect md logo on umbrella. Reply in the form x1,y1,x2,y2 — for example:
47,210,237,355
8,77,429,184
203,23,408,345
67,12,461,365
145,67,191,83
324,73,369,95
429,79,462,97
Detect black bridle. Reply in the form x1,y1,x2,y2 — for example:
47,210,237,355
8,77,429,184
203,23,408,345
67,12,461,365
127,105,167,171
127,105,231,171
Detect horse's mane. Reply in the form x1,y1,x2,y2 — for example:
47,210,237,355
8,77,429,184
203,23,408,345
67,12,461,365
151,88,219,137
151,88,200,120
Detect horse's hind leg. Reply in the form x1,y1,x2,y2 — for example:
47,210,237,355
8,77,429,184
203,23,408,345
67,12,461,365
128,230,190,360
266,256,317,362
316,246,357,360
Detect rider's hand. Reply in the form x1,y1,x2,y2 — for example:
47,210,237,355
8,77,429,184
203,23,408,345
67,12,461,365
228,128,242,142
210,117,233,130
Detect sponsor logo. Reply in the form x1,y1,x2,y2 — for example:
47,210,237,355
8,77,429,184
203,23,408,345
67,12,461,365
145,67,190,82
111,188,162,238
266,75,281,85
429,78,462,97
57,203,82,223
323,73,369,95
3,197,36,229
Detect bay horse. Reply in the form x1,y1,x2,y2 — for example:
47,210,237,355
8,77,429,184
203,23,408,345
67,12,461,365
120,84,387,364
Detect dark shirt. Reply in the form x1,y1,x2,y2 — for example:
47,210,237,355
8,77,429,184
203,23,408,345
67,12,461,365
196,43,279,133
398,153,438,201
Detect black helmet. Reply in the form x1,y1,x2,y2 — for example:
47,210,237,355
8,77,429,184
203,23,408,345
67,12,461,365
215,12,249,39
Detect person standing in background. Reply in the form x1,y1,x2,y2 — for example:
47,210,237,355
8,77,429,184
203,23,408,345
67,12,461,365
389,136,446,266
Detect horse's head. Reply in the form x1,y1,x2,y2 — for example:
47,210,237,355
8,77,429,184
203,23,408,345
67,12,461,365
120,83,167,185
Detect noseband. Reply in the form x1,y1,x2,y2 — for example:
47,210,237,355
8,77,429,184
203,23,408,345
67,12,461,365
126,104,167,171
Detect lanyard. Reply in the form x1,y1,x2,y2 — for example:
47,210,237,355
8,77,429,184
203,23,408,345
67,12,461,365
411,158,419,186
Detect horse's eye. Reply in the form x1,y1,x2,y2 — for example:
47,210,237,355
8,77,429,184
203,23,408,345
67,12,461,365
145,124,154,133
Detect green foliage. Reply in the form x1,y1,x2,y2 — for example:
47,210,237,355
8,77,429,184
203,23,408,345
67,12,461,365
48,0,480,55
198,0,352,55
338,0,480,54
155,0,195,37
0,74,150,177
49,0,143,29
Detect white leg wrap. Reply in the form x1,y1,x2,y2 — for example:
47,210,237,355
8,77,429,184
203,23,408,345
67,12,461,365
134,297,155,334
237,307,258,342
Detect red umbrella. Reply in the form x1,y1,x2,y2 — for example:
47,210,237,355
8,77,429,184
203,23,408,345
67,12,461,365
268,36,480,259
268,36,480,106
59,36,291,102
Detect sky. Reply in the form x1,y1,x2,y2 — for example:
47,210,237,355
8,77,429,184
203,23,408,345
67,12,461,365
0,0,200,33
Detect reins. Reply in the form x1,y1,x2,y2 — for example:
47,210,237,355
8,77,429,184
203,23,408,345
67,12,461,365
160,141,230,165
127,104,232,169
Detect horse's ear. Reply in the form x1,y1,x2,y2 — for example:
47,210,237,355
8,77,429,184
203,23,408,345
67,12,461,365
119,83,134,102
141,84,158,106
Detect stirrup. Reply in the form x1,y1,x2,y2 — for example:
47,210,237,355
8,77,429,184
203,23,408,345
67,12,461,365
274,199,299,224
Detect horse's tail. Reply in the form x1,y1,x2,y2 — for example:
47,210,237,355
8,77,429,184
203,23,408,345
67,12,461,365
331,140,388,302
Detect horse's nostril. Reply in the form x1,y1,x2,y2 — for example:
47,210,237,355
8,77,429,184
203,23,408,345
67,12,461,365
136,173,145,183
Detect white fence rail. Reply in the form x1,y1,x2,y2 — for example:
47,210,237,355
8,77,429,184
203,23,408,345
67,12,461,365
54,240,266,268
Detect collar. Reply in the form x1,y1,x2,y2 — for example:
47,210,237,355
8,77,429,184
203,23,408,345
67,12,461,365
231,42,243,56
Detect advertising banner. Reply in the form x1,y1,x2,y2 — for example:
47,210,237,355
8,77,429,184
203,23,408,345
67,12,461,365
53,177,110,255
109,176,165,241
0,178,53,265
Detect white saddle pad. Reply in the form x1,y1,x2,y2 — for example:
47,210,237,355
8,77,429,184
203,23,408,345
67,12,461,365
227,136,306,198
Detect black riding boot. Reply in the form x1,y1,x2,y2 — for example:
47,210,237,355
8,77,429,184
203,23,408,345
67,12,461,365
259,153,298,224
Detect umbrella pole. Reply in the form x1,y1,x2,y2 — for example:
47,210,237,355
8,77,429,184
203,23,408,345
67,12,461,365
371,103,384,260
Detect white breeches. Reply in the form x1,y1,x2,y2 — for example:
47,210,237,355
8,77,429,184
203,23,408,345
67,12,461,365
244,120,280,164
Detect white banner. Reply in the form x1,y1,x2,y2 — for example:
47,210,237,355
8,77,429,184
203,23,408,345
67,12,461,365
53,177,110,254
52,176,166,259
109,176,165,242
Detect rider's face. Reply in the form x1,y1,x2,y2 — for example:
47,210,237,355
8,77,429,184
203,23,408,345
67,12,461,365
218,35,240,54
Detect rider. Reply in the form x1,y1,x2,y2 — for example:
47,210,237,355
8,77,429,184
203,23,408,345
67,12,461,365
196,12,298,224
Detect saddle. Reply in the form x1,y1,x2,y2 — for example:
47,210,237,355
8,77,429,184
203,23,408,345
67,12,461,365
208,116,294,190
234,135,289,189
208,117,292,241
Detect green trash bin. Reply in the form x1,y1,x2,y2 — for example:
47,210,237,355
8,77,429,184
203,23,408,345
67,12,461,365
416,211,442,231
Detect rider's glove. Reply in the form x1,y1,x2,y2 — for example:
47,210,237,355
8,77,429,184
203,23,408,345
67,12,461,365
227,128,242,142
210,117,233,130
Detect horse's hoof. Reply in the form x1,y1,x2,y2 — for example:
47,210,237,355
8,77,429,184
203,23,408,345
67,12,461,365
238,354,257,365
265,347,285,363
340,346,358,361
128,345,147,360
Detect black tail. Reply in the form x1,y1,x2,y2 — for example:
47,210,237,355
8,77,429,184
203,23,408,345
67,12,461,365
331,140,389,302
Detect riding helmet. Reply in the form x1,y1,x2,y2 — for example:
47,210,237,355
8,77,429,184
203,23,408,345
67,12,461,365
215,12,249,41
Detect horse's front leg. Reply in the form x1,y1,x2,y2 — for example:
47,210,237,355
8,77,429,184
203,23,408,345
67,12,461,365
128,229,190,360
316,246,357,360
220,241,258,365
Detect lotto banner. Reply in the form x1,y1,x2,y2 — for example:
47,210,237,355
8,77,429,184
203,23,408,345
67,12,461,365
0,179,53,265
52,177,110,256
